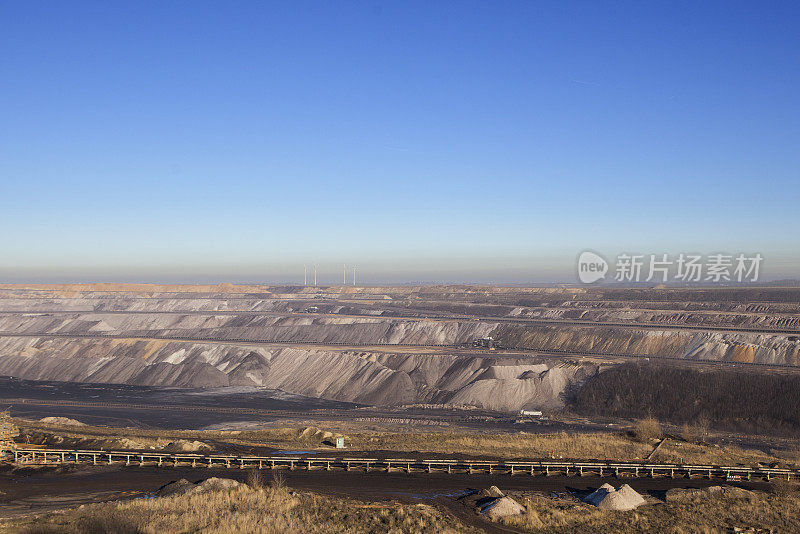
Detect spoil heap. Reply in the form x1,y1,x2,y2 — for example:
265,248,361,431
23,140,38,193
584,483,646,511
477,486,525,520
156,477,243,497
39,417,85,426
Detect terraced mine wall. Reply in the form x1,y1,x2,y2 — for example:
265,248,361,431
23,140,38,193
0,336,598,411
1,310,799,365
0,285,798,415
493,325,800,365
0,312,798,412
0,314,497,345
2,294,800,331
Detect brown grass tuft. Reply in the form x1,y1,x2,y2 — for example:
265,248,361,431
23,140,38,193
2,485,471,534
634,418,663,442
245,468,265,491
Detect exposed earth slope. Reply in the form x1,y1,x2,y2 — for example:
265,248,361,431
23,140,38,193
0,285,798,412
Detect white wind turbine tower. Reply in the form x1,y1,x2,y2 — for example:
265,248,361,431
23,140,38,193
313,264,317,286
343,264,347,285
304,265,307,286
352,265,356,286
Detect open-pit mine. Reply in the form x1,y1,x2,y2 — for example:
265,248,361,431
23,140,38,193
3,284,800,533
0,284,799,419
0,284,800,532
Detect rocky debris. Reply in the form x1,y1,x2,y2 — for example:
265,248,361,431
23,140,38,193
584,483,615,505
482,486,504,498
113,437,211,452
114,438,148,450
165,439,211,452
616,484,647,507
665,485,755,502
479,496,525,520
155,477,243,497
584,483,646,510
39,417,85,426
191,477,244,494
476,486,524,521
24,432,213,452
446,363,596,411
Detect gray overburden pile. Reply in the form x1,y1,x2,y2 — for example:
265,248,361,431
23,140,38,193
584,483,647,510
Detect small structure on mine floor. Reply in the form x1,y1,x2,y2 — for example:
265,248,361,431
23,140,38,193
335,437,346,449
474,337,496,349
515,409,546,424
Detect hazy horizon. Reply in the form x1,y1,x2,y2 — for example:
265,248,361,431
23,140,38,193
2,250,799,286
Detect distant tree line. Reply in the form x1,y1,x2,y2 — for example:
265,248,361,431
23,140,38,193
572,362,800,436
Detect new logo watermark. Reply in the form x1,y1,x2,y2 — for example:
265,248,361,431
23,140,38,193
577,251,609,284
576,252,763,284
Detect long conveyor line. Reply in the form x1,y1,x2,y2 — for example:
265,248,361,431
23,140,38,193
6,448,797,482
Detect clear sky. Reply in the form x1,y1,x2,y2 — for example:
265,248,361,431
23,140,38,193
1,1,798,284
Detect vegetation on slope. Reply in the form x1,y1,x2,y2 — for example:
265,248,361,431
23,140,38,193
573,363,800,436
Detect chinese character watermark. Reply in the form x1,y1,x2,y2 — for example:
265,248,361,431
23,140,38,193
576,251,763,284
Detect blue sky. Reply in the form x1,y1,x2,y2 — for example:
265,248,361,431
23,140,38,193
1,1,798,283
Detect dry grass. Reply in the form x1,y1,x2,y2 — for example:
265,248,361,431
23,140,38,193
17,420,217,446
633,418,663,442
680,423,698,443
650,438,786,466
363,430,651,460
680,416,711,444
353,430,796,467
1,485,474,534
7,483,800,534
245,468,265,491
503,490,800,533
16,418,800,468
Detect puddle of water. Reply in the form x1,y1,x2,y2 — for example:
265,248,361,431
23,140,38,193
274,450,316,455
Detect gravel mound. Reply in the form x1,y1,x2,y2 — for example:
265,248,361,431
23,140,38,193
480,496,525,520
39,417,85,426
155,477,243,497
113,438,148,450
483,485,504,498
584,483,646,510
190,477,243,494
166,439,211,452
617,484,647,507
